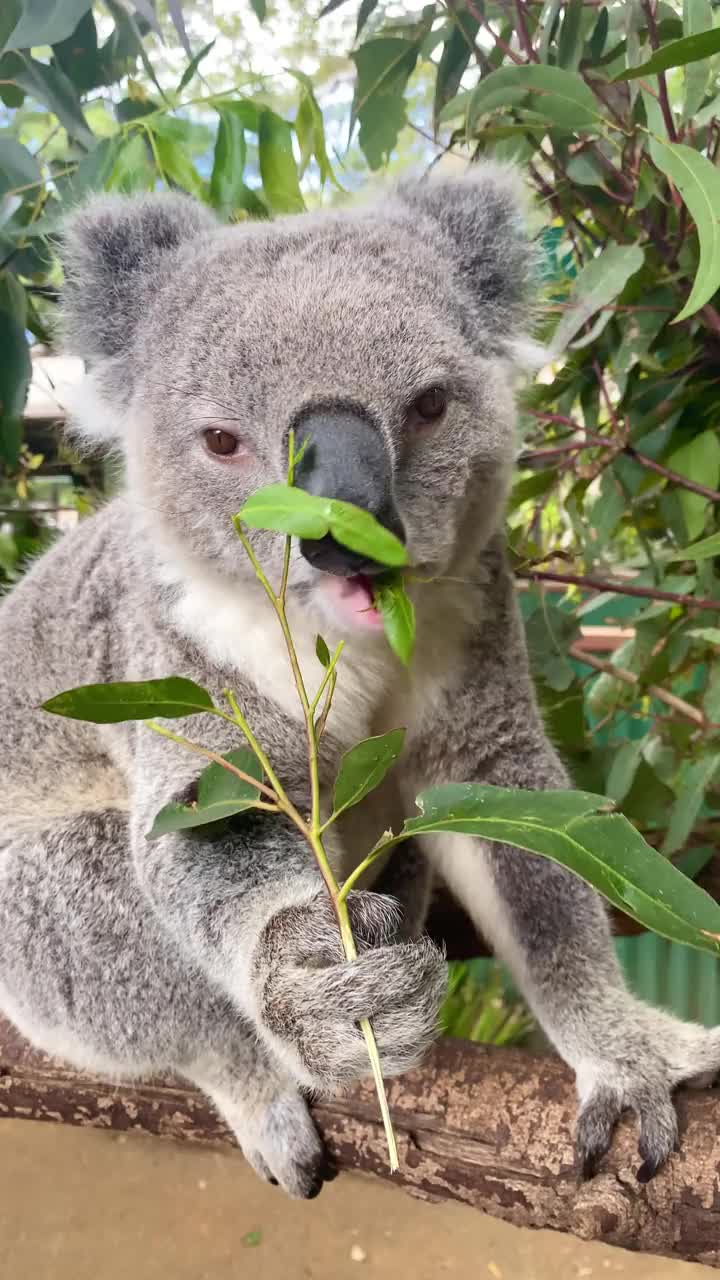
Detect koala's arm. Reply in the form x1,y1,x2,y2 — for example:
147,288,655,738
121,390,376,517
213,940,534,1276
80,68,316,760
410,543,720,1179
130,713,445,1089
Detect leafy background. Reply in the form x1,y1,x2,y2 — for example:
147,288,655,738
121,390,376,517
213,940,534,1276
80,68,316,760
3,0,720,1041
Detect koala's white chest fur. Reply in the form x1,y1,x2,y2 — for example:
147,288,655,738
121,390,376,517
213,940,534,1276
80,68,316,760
167,557,409,748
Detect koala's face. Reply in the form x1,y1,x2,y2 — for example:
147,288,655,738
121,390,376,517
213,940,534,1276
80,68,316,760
61,167,535,636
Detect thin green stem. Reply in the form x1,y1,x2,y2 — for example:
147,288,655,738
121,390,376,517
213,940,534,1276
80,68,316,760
223,688,288,802
232,511,400,1171
337,833,405,903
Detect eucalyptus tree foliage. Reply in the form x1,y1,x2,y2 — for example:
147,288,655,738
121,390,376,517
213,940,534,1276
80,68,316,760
3,0,720,860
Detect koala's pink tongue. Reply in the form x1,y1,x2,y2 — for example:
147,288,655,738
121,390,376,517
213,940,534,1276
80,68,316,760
323,574,385,630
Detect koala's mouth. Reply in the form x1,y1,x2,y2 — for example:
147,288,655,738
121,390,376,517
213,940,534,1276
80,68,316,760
317,572,385,632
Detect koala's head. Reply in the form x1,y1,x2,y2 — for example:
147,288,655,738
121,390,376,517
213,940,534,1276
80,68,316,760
60,164,538,636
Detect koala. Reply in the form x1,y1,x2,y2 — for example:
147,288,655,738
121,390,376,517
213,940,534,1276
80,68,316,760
1,164,719,1201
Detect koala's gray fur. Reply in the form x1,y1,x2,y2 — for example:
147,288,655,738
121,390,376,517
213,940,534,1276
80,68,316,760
2,164,719,1198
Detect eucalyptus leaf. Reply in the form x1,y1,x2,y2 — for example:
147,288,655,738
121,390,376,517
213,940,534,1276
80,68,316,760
351,37,420,169
176,38,215,94
615,26,720,81
373,575,415,665
333,728,406,818
258,108,304,214
679,532,720,561
403,784,720,955
648,138,720,322
148,747,265,836
549,243,644,355
5,0,93,51
42,677,215,722
316,634,331,668
468,65,604,132
238,485,408,567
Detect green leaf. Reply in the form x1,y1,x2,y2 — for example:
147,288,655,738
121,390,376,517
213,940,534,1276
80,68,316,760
587,6,609,63
680,531,720,561
176,38,215,94
209,103,247,216
403,784,720,955
351,37,420,170
258,108,304,214
249,0,267,19
373,574,415,665
153,132,204,198
557,0,584,70
648,138,720,323
467,65,604,133
615,26,720,81
0,272,31,469
356,0,379,37
289,70,338,187
6,51,94,147
238,485,408,567
316,634,331,668
0,135,41,199
42,677,216,723
682,0,713,120
666,429,720,541
605,739,644,803
662,755,720,855
333,728,406,818
107,131,153,193
70,135,121,199
5,0,92,51
433,10,480,129
0,0,21,49
166,0,192,59
549,243,644,355
147,748,264,839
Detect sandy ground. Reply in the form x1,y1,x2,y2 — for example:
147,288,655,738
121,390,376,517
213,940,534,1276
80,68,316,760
0,1120,713,1280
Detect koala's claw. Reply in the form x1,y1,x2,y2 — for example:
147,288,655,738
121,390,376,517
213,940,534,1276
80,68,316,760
255,889,447,1090
575,1080,678,1185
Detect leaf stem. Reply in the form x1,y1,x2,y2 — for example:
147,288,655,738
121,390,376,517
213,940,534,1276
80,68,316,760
231,512,400,1171
144,721,280,802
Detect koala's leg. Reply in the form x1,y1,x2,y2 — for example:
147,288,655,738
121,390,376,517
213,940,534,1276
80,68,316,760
0,805,335,1198
411,553,720,1181
186,1051,331,1198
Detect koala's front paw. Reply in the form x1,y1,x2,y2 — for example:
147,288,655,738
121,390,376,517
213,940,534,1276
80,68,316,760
575,1016,720,1184
254,890,447,1090
237,1090,335,1200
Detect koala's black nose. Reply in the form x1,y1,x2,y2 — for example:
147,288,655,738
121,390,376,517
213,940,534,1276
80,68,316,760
293,408,404,578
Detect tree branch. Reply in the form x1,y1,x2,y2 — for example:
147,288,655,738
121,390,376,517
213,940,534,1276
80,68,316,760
516,567,720,613
567,642,710,728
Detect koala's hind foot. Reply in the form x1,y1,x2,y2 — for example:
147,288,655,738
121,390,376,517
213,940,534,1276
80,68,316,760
575,1008,720,1183
190,1057,333,1199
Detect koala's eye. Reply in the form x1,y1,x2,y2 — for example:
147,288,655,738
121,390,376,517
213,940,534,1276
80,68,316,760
410,386,447,424
204,428,240,457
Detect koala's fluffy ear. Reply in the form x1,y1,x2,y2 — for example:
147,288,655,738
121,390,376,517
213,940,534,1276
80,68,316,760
396,163,543,368
60,192,217,365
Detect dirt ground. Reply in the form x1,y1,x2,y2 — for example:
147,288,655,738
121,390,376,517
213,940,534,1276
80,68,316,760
0,1119,713,1280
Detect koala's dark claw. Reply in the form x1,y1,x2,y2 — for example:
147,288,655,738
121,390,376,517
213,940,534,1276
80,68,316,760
636,1159,660,1185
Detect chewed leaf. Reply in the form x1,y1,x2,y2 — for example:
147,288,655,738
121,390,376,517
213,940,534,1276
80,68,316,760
403,783,720,956
237,484,407,567
42,677,215,723
147,748,263,840
373,574,415,665
333,728,406,818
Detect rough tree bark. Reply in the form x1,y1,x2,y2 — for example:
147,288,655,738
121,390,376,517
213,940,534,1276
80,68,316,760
1,1016,719,1266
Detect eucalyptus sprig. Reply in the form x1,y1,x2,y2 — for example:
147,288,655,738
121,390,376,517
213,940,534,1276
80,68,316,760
43,444,720,1173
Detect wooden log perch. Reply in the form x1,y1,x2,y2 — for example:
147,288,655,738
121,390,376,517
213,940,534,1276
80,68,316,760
1,1017,719,1266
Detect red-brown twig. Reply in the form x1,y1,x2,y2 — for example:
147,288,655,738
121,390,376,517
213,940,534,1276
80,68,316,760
516,568,720,612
